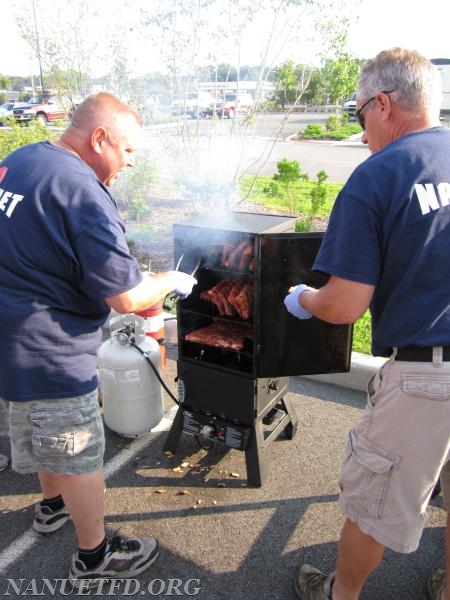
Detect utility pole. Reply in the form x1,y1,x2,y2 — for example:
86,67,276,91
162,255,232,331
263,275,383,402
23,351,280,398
32,0,45,94
28,53,35,95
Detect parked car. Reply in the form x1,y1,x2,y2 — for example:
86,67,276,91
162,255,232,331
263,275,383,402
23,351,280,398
171,91,214,119
342,93,356,119
0,102,28,125
12,93,80,126
0,102,17,116
206,93,254,119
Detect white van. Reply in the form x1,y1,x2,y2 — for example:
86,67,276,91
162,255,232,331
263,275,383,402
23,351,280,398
431,58,450,114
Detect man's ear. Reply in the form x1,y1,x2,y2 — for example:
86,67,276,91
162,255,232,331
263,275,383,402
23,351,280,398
91,127,108,154
378,92,392,123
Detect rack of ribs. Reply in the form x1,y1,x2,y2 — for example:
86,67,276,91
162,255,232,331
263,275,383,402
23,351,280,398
220,240,254,271
185,321,253,352
200,277,253,320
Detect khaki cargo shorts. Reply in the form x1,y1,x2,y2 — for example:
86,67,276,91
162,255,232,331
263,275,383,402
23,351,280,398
5,390,104,475
338,352,450,553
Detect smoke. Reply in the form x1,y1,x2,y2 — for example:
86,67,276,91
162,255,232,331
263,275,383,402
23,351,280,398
169,133,247,213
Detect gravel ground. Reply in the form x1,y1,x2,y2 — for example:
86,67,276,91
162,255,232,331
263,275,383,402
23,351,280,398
126,197,194,272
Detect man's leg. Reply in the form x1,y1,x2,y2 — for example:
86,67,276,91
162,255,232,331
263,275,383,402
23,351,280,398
332,518,385,600
38,469,105,549
444,513,450,600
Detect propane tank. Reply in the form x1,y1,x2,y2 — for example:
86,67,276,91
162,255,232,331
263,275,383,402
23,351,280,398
98,315,164,438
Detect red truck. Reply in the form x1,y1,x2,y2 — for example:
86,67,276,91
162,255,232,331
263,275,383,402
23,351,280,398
12,93,78,126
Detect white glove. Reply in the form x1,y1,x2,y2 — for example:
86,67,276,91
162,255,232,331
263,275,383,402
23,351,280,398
169,271,197,299
284,284,313,320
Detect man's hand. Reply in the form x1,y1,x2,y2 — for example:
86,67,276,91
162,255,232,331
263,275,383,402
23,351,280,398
169,271,197,299
284,284,313,320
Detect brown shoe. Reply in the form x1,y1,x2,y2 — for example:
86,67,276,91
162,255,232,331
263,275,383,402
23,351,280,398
294,564,335,600
427,568,446,600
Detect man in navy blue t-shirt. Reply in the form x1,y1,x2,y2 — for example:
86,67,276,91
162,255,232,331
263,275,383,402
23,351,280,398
0,92,196,587
285,49,450,599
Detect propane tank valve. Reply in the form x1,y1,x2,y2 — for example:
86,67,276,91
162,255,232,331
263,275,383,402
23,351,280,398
116,330,130,345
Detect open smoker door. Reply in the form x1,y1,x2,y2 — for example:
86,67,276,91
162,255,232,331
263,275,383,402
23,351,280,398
257,232,353,378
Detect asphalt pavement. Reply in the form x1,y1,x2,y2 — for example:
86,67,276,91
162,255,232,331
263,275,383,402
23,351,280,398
0,347,446,599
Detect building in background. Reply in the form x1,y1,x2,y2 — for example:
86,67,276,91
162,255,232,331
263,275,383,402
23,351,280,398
431,58,450,114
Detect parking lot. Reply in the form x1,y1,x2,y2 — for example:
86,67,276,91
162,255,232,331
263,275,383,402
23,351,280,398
0,350,446,599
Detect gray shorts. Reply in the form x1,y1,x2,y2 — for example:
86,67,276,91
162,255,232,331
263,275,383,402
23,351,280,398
5,390,104,475
338,350,450,554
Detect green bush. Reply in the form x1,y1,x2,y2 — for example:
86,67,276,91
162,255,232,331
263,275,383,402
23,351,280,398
299,121,362,141
310,170,328,214
301,124,324,139
272,158,308,183
127,197,150,221
0,120,57,160
326,123,362,140
261,159,310,214
262,180,280,198
241,174,342,216
110,153,156,217
326,114,340,131
295,217,313,232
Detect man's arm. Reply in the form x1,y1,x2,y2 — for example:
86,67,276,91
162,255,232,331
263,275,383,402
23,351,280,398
298,275,375,324
105,271,196,314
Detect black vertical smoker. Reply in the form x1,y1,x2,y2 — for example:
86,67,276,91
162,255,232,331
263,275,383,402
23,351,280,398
164,212,352,486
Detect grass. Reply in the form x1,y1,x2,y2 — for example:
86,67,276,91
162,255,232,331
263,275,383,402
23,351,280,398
240,176,342,216
352,311,372,355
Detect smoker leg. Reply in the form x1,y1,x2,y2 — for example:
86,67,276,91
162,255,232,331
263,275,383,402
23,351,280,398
245,419,266,487
280,396,299,439
163,407,184,454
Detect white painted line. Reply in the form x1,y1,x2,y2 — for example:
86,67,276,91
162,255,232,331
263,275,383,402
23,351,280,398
0,405,177,574
0,530,40,573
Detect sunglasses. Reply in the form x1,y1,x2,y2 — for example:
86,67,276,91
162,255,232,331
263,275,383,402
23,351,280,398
355,90,396,130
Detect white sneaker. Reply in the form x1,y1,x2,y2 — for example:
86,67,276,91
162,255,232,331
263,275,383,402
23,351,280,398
69,529,159,589
0,453,8,472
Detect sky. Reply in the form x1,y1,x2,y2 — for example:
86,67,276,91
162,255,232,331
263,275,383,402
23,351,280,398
346,1,450,62
1,0,449,79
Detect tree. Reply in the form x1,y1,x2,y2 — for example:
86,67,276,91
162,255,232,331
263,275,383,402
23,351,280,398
0,74,10,90
301,68,327,106
314,14,363,106
16,0,140,97
322,54,361,106
137,0,357,213
10,0,358,215
273,61,299,109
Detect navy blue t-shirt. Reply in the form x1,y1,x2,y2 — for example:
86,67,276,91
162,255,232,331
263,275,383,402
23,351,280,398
0,141,142,400
314,127,450,356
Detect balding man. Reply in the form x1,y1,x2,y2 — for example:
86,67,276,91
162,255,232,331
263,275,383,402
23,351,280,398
0,92,196,588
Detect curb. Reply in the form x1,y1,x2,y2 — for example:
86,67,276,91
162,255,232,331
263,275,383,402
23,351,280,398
301,351,387,392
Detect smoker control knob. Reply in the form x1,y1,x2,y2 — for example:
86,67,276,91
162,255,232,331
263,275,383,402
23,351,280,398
268,380,279,391
200,425,214,437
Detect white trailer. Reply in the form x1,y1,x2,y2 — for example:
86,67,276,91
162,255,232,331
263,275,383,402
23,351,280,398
431,58,450,114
